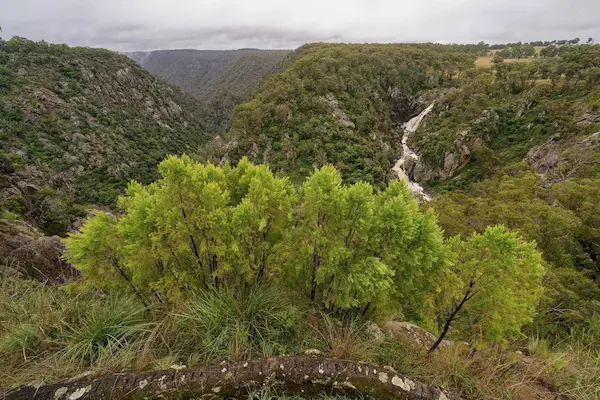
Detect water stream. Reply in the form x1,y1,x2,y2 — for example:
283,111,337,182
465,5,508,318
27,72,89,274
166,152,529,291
392,103,435,201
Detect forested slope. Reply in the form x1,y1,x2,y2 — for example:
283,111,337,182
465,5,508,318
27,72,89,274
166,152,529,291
0,38,220,208
208,43,479,186
126,49,290,102
201,42,600,340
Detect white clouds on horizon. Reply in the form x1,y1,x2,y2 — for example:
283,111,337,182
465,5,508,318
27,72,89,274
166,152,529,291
1,0,599,51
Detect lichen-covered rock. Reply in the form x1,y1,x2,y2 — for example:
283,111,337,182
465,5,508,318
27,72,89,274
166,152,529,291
2,356,461,400
381,321,453,350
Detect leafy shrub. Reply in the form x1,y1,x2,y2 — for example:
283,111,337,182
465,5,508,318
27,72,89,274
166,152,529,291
66,157,447,315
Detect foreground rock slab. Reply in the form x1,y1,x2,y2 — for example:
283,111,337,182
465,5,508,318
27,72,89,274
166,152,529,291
3,356,459,400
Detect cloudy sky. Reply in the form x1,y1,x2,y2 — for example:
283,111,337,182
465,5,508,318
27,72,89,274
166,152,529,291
1,0,599,51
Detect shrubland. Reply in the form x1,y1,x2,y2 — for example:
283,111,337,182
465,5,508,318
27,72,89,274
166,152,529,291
4,157,575,398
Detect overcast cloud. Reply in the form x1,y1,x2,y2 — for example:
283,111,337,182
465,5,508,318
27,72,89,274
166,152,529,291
1,0,599,51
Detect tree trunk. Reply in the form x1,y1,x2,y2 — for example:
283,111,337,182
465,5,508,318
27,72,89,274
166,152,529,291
427,280,477,354
112,257,148,307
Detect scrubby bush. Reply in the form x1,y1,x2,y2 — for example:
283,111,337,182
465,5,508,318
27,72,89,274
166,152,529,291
66,157,449,315
66,157,544,347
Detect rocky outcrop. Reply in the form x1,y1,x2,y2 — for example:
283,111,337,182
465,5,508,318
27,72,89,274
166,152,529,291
526,141,562,173
576,111,600,126
324,93,356,129
3,356,460,400
381,321,453,350
0,221,77,283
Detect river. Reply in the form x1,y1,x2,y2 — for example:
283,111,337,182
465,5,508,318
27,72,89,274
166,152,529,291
391,103,434,201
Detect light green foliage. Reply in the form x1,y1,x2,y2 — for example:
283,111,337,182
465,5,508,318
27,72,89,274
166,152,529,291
67,157,448,316
64,212,134,294
427,170,600,338
67,156,295,300
276,167,447,312
281,166,395,310
440,226,545,343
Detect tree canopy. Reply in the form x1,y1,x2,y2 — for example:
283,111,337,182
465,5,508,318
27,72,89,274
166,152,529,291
66,157,544,344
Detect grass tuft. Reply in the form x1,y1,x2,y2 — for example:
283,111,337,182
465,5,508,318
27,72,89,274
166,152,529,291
305,313,378,361
172,287,301,362
59,300,151,368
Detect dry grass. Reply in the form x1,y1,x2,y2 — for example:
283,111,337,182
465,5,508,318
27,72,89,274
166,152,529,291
303,313,379,362
377,333,600,400
475,56,534,69
2,277,598,399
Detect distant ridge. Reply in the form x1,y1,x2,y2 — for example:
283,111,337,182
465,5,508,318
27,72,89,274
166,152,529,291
124,49,291,102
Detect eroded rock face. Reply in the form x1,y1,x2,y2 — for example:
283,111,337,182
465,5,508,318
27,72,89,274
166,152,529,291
3,356,461,400
527,142,562,173
324,93,356,129
576,111,600,126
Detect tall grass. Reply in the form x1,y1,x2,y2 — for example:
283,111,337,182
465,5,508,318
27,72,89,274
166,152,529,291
59,300,152,368
304,313,378,361
0,277,152,387
2,275,598,400
172,287,302,362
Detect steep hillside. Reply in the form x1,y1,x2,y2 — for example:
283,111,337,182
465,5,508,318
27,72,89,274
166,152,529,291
409,45,600,188
208,43,479,187
0,37,220,207
126,49,290,102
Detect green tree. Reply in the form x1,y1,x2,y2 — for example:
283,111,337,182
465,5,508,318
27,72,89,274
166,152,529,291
64,212,149,306
280,167,447,314
430,226,544,352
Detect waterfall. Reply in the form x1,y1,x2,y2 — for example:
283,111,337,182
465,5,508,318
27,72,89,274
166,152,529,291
392,103,434,201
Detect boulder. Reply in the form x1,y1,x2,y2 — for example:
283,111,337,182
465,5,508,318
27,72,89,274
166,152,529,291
381,321,452,350
0,220,78,284
443,152,459,177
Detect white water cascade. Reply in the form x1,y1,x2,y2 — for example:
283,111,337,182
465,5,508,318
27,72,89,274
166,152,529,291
392,103,435,201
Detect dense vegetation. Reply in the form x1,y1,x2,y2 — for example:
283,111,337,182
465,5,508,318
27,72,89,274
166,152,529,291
64,157,543,342
127,49,290,101
208,43,478,186
2,37,600,399
412,44,600,182
405,45,600,342
127,49,290,124
0,37,220,207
